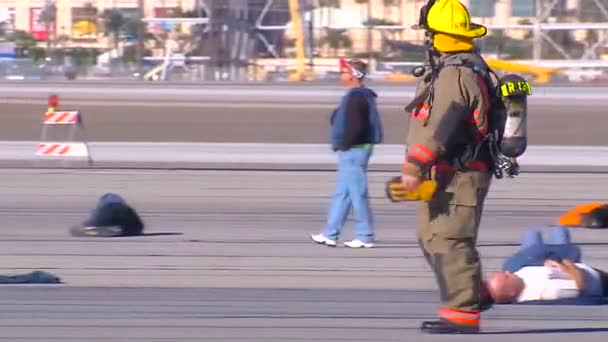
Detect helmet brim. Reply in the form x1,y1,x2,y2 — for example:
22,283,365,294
460,23,488,38
420,22,488,38
411,24,424,30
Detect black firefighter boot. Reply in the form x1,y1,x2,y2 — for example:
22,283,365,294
420,294,489,334
420,318,480,334
419,255,484,334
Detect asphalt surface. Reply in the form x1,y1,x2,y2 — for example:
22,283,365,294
1,83,608,146
2,101,606,146
5,142,608,172
1,169,608,341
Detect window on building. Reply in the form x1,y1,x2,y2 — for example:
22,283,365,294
548,0,568,17
469,0,496,18
30,7,53,42
72,6,98,40
154,7,179,33
117,8,139,42
511,0,536,17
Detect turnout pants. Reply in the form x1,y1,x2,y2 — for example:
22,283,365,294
416,170,492,327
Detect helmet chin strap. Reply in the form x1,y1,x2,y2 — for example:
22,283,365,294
424,31,439,67
411,0,439,78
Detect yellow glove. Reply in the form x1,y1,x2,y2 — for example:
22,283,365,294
385,176,437,202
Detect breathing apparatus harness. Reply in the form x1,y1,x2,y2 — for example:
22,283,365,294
407,0,521,179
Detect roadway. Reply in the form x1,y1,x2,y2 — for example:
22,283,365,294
1,83,608,340
0,169,607,341
1,83,607,145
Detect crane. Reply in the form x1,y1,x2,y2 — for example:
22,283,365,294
287,0,308,81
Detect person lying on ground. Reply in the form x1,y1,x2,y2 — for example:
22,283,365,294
485,227,608,303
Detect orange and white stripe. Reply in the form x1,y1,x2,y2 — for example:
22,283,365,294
412,103,430,119
36,143,89,157
44,111,79,125
439,308,480,327
407,144,436,165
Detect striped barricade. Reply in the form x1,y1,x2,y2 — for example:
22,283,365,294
36,142,89,157
36,94,92,166
44,111,80,125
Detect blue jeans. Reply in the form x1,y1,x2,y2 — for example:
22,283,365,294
322,148,374,243
503,226,580,272
520,226,572,249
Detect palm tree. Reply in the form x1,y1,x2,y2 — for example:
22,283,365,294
100,9,126,51
319,28,352,57
38,2,56,52
12,30,36,49
9,30,37,60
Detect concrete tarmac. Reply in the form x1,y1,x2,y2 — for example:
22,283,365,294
1,83,608,145
2,101,605,146
6,142,608,172
1,169,607,340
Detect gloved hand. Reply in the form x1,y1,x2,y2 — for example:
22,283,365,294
385,176,437,202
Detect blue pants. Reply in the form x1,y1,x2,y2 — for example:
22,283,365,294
322,148,374,243
503,227,581,272
520,226,572,249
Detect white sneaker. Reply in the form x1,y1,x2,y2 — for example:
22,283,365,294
310,233,337,247
344,239,375,248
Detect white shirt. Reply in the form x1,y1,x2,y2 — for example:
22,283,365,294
514,263,603,303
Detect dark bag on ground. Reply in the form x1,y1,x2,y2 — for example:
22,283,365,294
581,205,608,229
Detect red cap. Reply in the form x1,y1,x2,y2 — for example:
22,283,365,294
338,58,365,79
48,94,59,108
339,58,350,70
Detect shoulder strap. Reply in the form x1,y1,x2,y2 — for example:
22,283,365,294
442,56,492,82
404,88,430,112
404,56,499,114
448,57,503,103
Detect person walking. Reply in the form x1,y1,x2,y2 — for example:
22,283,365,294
311,58,383,248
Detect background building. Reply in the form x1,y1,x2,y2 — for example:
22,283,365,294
0,0,606,82
0,0,198,47
0,1,586,47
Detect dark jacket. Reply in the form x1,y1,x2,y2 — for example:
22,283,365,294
84,193,144,236
330,86,383,151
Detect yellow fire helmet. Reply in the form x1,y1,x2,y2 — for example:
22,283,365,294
426,0,487,38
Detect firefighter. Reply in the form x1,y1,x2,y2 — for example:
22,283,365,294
400,0,496,334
